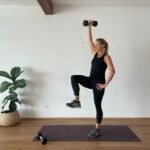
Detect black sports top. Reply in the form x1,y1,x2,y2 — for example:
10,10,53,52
90,52,107,83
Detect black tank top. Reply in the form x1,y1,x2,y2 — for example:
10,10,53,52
90,52,107,83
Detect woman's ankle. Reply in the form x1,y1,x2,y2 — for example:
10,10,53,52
96,123,101,129
75,96,80,101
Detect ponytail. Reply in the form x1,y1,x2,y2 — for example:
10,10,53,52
104,41,108,54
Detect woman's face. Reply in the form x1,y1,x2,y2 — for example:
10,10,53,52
95,40,104,52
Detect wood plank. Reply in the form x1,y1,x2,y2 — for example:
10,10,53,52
0,118,150,150
37,0,53,15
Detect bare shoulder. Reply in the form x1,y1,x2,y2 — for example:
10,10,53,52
104,54,112,63
104,54,111,59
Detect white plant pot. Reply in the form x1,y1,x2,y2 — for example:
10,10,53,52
0,110,20,126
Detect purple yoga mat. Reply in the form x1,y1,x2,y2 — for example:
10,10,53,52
33,125,141,142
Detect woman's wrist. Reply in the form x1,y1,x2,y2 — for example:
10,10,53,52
105,82,108,87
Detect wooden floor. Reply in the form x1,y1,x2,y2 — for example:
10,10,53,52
0,118,150,150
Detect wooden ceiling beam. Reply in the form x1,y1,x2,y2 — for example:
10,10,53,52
37,0,53,15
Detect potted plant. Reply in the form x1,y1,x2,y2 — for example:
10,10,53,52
0,67,26,126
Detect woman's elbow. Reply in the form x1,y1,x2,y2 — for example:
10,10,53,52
113,69,116,74
110,69,115,76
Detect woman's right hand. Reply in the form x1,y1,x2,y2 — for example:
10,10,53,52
88,20,93,26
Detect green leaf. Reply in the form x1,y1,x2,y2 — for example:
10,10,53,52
9,101,17,112
14,98,21,105
1,95,11,104
10,67,23,80
2,100,9,110
10,92,18,100
0,81,13,93
2,92,17,104
9,86,16,93
0,71,12,79
15,71,23,78
17,100,21,104
15,79,26,89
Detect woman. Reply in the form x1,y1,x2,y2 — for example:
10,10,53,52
66,20,115,139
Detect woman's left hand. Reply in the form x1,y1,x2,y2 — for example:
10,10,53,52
96,83,107,91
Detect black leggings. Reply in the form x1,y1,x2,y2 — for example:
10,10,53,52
71,74,105,124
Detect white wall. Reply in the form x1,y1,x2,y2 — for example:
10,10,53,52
0,5,150,118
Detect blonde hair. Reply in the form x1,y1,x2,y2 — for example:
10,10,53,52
96,38,109,54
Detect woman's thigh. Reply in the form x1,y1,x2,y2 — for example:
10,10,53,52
72,75,92,89
91,80,105,105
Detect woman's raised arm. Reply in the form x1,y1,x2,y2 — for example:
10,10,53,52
88,21,97,55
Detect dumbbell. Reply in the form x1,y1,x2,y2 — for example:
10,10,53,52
36,132,47,145
83,20,98,27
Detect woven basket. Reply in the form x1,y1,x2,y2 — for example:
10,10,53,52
0,110,20,126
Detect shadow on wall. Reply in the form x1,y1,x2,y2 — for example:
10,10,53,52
18,67,48,117
127,26,150,115
130,46,150,115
